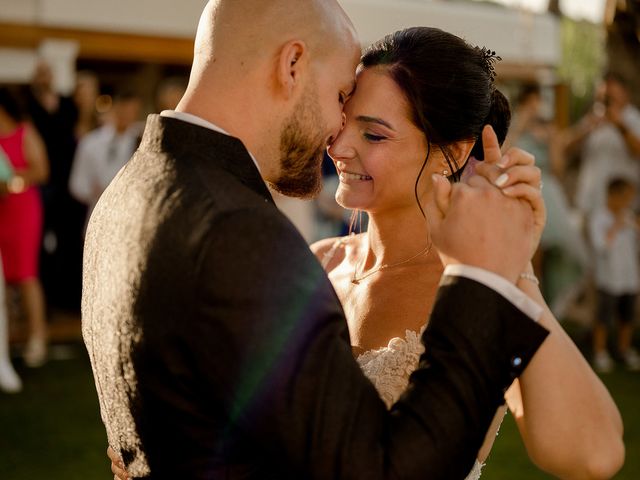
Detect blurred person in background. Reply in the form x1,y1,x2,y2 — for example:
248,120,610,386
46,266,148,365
0,250,21,393
0,140,17,390
569,72,640,215
69,89,143,220
73,70,101,139
25,60,86,312
156,77,187,112
589,177,640,373
0,87,49,368
505,84,589,317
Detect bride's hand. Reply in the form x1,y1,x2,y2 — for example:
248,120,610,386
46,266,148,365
472,128,546,259
107,446,129,480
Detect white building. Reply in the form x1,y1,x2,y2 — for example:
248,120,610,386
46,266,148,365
0,0,561,93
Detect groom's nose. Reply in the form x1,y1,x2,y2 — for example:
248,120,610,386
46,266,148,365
327,112,347,147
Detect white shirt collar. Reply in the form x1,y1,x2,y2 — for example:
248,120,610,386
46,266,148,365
159,110,261,173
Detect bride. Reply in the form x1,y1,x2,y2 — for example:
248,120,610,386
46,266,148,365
110,27,623,480
316,28,622,479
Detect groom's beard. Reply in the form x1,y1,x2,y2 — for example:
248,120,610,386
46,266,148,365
271,89,326,199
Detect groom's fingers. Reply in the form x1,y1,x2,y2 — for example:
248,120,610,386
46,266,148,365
107,446,129,480
111,462,128,480
482,125,502,165
502,183,546,226
111,464,128,480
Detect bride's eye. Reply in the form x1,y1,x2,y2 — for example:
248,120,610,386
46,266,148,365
363,133,386,142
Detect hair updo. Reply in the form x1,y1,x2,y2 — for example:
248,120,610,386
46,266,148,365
360,27,511,214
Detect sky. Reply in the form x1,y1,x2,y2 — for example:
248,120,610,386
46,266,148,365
483,0,607,23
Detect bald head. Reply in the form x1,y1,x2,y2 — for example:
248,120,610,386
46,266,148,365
192,0,358,75
178,0,360,197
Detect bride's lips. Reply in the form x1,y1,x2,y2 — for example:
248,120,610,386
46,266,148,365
340,171,373,182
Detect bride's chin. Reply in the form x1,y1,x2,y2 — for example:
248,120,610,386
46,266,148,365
335,193,369,212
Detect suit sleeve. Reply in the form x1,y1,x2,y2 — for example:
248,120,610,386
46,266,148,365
192,207,549,480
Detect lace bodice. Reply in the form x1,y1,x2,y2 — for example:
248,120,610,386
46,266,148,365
357,327,484,480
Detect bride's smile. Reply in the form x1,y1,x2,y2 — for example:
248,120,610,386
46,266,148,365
334,162,373,183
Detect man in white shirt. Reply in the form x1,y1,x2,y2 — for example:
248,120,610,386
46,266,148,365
69,90,143,218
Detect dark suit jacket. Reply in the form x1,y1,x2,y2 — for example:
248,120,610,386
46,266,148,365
82,115,548,479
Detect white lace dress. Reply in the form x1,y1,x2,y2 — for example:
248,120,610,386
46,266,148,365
357,327,485,480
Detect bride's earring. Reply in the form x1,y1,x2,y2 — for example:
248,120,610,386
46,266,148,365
442,169,449,177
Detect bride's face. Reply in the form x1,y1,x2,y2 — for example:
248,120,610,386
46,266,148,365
328,67,446,214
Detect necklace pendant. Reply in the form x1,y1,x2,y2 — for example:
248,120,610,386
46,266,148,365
351,278,360,285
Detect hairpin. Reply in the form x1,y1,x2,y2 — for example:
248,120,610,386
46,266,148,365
477,47,502,83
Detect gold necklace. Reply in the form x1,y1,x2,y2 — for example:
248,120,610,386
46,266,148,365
351,242,433,285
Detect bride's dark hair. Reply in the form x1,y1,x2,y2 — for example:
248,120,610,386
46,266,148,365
360,26,511,217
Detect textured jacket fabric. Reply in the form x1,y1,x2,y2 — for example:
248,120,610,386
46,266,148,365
82,115,549,479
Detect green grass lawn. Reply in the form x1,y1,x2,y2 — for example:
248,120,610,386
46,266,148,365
0,342,638,479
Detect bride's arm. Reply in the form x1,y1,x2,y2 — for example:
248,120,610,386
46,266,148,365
505,273,624,479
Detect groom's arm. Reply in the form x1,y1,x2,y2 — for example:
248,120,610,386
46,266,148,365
390,272,547,478
191,206,547,480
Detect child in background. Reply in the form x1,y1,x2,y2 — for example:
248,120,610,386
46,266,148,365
590,177,640,372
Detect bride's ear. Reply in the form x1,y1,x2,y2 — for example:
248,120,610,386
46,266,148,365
442,140,475,175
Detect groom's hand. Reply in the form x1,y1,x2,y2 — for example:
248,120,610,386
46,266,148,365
427,166,534,285
107,446,129,480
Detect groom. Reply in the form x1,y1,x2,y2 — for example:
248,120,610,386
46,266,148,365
84,1,549,478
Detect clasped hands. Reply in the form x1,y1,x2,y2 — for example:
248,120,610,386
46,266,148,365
427,125,545,284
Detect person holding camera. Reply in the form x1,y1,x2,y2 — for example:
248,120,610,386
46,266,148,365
569,72,640,215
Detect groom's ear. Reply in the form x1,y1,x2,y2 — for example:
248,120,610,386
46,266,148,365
276,40,308,100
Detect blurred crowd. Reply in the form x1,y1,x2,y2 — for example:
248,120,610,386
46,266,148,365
0,60,639,394
0,62,187,393
506,73,640,374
